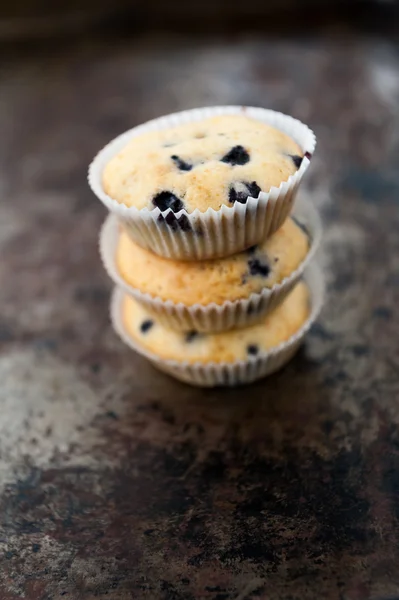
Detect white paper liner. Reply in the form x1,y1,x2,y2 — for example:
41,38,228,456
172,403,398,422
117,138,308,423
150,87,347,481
110,262,325,387
89,106,316,261
100,197,321,333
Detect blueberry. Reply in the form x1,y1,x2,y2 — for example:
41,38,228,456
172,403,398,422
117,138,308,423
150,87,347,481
304,151,312,160
290,154,303,169
185,330,199,342
152,191,184,213
140,319,153,333
247,344,259,356
229,186,248,204
228,181,261,204
152,191,192,231
221,145,250,166
157,211,192,232
171,155,192,172
247,181,261,197
248,257,270,277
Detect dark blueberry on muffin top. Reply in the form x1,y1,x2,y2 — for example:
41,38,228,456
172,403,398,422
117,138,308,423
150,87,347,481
171,155,192,172
290,155,303,169
248,257,270,277
228,181,261,204
247,344,259,356
140,319,154,333
152,191,184,213
221,145,250,166
185,330,199,343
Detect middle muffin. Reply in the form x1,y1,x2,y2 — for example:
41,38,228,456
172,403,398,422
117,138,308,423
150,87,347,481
100,200,320,333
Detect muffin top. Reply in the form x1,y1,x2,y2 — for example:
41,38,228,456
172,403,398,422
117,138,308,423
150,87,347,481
122,282,309,364
117,217,309,306
103,115,303,213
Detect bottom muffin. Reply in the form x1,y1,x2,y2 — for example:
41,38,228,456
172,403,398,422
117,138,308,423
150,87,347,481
121,282,309,364
111,263,324,386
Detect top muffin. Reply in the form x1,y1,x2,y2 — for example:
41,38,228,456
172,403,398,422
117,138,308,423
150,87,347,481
103,115,304,213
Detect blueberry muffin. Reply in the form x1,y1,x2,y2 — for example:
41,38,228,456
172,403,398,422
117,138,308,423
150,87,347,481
116,216,309,305
103,115,305,214
122,282,309,364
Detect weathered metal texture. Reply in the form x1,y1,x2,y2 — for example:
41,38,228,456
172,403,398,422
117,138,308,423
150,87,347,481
0,33,399,600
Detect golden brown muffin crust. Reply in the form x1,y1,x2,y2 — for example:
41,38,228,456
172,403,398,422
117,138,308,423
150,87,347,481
122,282,310,364
117,218,309,305
103,115,303,212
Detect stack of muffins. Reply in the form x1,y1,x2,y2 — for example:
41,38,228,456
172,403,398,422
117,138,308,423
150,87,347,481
89,107,323,387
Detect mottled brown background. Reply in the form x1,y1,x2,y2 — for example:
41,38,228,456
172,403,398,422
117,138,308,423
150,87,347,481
1,6,399,600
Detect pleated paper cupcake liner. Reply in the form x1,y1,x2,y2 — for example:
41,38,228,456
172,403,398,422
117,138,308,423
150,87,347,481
110,262,324,388
100,197,321,333
89,105,316,261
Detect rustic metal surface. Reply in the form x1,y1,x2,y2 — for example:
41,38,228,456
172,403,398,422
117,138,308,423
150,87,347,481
1,32,399,600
